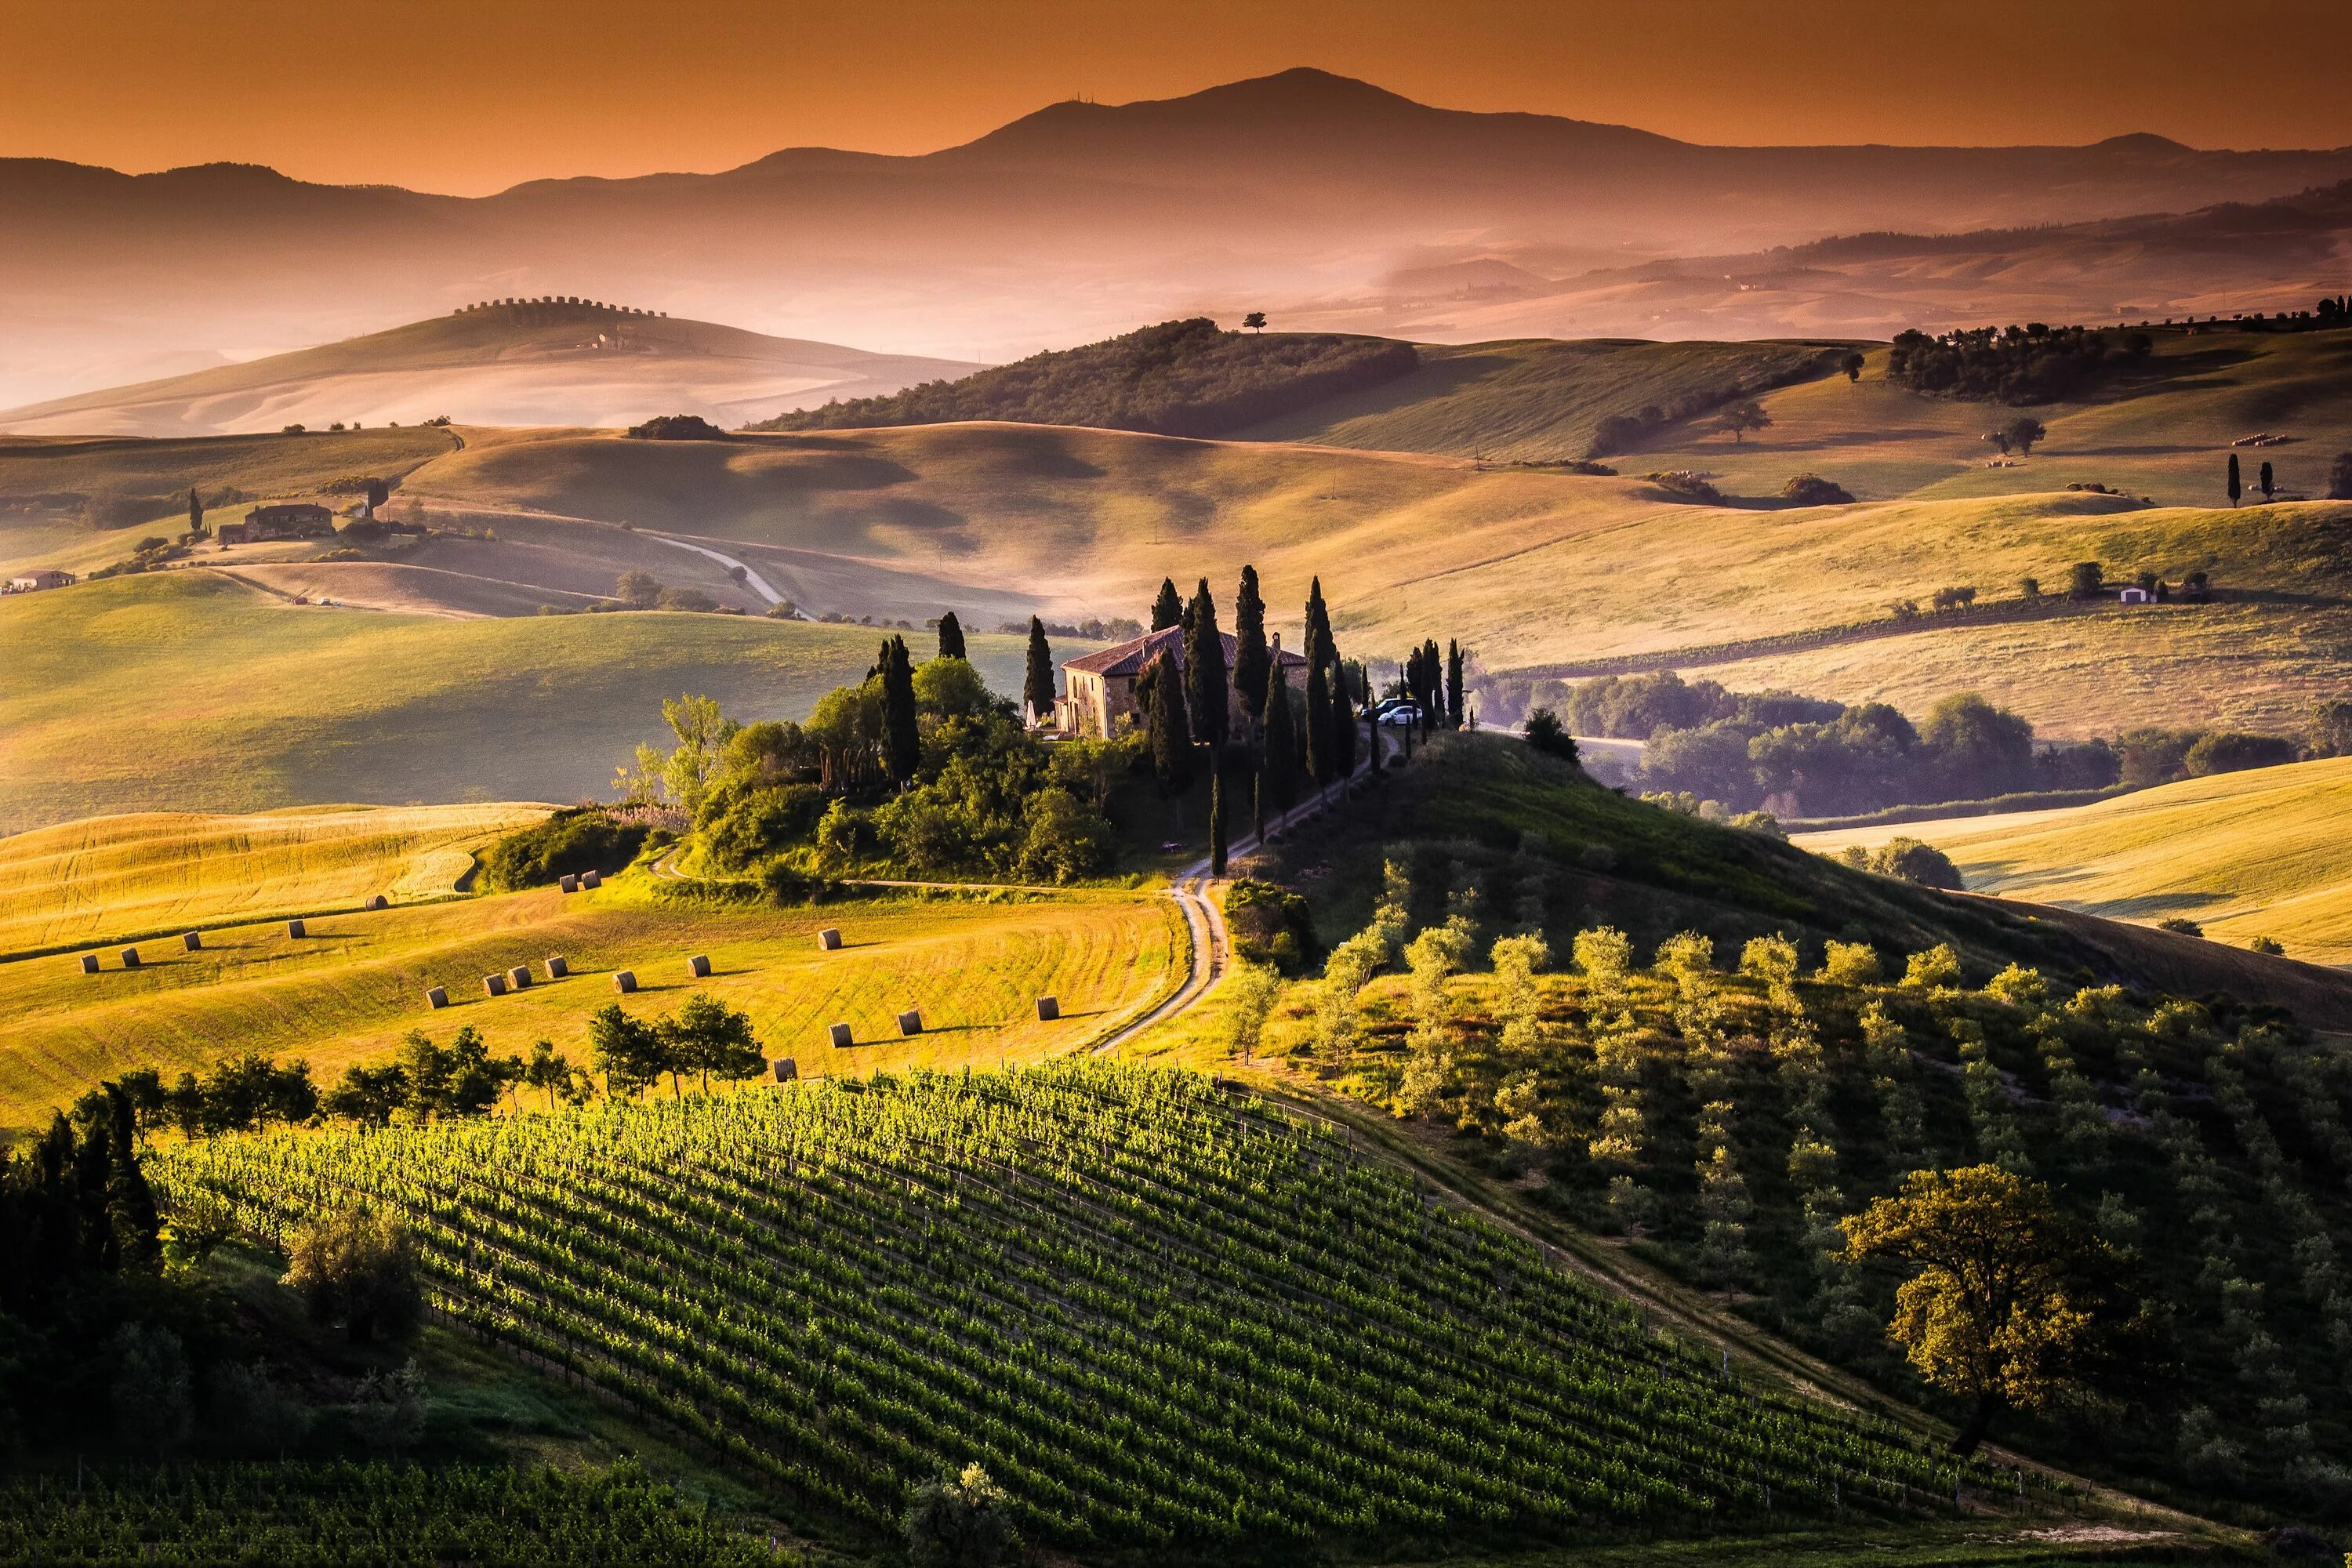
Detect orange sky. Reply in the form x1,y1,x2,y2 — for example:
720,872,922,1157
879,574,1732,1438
7,0,2349,194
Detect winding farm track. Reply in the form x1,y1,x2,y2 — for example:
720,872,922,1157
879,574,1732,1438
641,532,789,608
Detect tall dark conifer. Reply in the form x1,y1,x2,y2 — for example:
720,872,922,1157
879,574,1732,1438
187,487,204,534
1330,667,1357,783
1304,649,1332,788
1023,617,1055,724
1261,661,1298,811
1145,648,1195,798
1151,578,1184,631
1183,578,1228,747
936,611,966,662
1209,768,1228,876
880,637,920,786
1446,640,1465,729
2227,453,2242,506
1232,565,1269,725
1305,577,1331,660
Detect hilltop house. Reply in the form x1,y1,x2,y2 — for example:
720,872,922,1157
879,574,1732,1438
5,568,75,593
218,503,335,545
1054,625,1306,739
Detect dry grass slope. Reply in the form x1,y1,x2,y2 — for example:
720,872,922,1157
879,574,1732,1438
0,875,1181,1134
1795,757,2352,964
0,804,547,956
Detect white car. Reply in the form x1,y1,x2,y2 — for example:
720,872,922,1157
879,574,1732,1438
1377,703,1424,728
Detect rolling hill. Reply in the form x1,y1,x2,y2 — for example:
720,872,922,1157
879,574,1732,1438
1795,756,2352,964
0,803,546,957
9,68,2352,403
0,301,982,438
0,572,1047,833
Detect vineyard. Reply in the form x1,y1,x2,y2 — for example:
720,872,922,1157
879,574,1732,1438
0,1461,790,1566
151,1062,2031,1554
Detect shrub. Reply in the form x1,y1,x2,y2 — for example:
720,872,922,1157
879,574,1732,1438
625,414,729,440
2181,731,2298,777
281,1207,422,1346
1871,837,1964,890
2158,916,2205,938
1225,880,1317,975
702,784,827,872
2247,935,2285,956
1642,470,1722,503
1780,474,1854,506
479,808,649,891
1819,941,1882,985
1015,786,1113,884
1902,943,1963,988
655,586,719,612
1522,707,1581,764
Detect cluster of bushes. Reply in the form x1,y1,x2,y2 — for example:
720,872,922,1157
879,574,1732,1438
624,414,730,440
1563,671,2316,818
1225,880,1319,975
751,318,1419,439
1888,324,2149,404
478,807,650,892
994,615,1145,642
1833,836,1965,889
630,656,1130,887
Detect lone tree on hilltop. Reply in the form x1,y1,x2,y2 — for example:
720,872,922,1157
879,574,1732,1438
2067,561,2104,600
2227,452,2242,506
2004,416,2048,457
1841,351,1866,382
1150,577,1183,631
1242,312,1268,332
1717,401,1773,444
935,610,966,662
1842,1165,2102,1457
1023,617,1055,725
1232,564,1269,729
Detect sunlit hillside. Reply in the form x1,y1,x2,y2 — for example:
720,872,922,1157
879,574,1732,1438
1796,756,2352,964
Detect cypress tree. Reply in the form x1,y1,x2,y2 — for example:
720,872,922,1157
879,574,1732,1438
2227,452,2241,506
1023,617,1055,725
1210,768,1228,877
1330,668,1357,783
1146,648,1196,798
1151,577,1184,631
1232,565,1269,725
1305,648,1332,788
880,637,920,786
1183,578,1229,747
1261,661,1298,811
2260,460,2275,501
1446,640,1465,729
1305,576,1331,659
1421,640,1443,735
936,611,966,662
104,1083,160,1271
187,487,204,534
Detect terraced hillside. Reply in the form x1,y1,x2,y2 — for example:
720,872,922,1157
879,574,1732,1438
0,572,1043,832
0,867,1178,1132
0,803,546,956
1795,756,2352,964
154,1062,2033,1552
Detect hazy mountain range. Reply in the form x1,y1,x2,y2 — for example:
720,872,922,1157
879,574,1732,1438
5,67,2349,408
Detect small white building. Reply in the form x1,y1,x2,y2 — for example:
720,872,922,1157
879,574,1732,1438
5,569,74,593
2118,586,2154,605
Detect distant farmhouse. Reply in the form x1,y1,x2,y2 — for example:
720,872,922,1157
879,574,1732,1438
217,503,336,545
4,568,75,593
1057,626,1306,739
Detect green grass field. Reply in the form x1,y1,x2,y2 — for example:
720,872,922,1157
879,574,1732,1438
1795,756,2352,964
0,572,1040,833
0,802,546,956
0,868,1179,1133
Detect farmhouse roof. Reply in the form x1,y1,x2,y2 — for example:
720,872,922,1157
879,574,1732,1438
1063,625,1308,679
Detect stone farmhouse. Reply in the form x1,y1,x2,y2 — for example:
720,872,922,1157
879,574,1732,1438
217,503,336,545
4,568,75,593
1054,626,1306,739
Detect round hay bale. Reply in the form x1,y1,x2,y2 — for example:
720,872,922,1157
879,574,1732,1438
613,970,637,994
897,1008,924,1036
817,928,843,951
545,956,569,979
827,1022,853,1048
286,919,307,938
771,1058,799,1083
688,954,712,978
506,966,532,989
1036,995,1060,1021
120,948,140,968
78,953,100,975
425,985,449,1009
183,931,203,952
483,973,507,997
